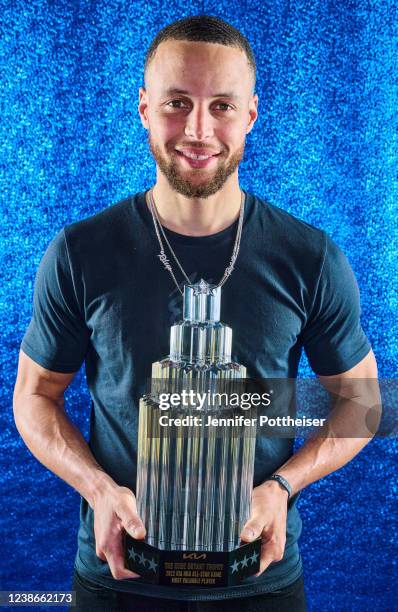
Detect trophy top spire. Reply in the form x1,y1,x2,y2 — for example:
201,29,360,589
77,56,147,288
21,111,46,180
183,280,221,322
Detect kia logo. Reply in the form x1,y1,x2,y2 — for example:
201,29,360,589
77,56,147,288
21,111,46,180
182,553,207,560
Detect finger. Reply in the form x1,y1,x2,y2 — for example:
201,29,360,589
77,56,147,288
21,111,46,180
107,553,141,580
105,531,141,580
116,491,146,539
255,553,275,577
255,537,286,576
240,519,264,542
95,548,107,562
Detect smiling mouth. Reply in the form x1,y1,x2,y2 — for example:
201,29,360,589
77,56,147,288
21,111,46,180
175,149,221,161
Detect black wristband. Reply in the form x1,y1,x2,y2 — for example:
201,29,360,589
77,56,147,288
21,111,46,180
264,474,292,500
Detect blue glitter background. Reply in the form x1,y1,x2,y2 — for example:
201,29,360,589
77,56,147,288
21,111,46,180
1,1,397,610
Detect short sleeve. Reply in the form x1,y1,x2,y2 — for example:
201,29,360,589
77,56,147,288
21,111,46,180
21,228,90,373
300,234,371,376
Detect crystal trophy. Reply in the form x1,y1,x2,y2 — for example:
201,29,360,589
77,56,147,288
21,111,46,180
125,280,260,586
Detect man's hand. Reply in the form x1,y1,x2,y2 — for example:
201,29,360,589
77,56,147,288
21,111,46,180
93,482,146,580
240,480,289,577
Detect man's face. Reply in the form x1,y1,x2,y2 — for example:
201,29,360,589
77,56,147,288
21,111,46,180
139,40,258,198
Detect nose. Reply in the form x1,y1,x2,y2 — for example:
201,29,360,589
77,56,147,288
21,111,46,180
184,104,214,140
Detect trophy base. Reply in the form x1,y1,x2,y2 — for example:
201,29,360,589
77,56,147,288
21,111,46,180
124,535,261,586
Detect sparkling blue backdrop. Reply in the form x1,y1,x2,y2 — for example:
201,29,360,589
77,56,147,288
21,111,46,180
1,1,397,610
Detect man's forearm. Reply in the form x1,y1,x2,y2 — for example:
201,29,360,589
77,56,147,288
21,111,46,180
13,393,117,508
268,385,382,496
274,433,370,497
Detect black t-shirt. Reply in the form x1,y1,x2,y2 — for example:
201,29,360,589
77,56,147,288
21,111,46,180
21,190,371,600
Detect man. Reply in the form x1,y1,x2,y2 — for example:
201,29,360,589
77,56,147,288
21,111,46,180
13,15,379,612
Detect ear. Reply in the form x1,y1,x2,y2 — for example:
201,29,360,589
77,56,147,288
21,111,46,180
138,87,149,130
246,92,258,134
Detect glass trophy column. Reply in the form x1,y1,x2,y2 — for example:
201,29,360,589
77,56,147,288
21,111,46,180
125,280,260,586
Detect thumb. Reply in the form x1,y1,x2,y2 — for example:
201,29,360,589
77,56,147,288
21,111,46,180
117,491,146,539
123,517,146,540
240,518,264,542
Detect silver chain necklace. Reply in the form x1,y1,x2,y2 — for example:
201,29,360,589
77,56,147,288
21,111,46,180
147,187,245,296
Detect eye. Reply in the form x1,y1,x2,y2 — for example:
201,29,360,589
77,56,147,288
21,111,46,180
166,99,189,109
213,102,233,111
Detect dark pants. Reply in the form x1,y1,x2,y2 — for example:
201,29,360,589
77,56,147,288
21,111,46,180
71,569,307,611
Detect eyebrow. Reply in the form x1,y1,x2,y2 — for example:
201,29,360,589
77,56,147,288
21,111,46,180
162,88,240,100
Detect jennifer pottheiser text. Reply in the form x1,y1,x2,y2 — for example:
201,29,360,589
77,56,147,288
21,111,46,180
157,415,327,427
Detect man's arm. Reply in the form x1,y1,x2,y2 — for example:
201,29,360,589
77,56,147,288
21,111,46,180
241,350,381,575
13,350,145,580
275,349,380,495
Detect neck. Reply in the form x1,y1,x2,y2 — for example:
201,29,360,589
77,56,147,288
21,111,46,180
147,173,243,237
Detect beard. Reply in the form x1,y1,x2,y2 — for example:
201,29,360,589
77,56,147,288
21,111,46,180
148,133,245,198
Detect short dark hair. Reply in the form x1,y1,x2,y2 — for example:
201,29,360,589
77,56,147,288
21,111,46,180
144,15,256,90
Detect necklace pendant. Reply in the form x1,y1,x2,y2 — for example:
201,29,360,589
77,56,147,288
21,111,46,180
184,279,220,322
197,278,212,294
158,251,172,271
